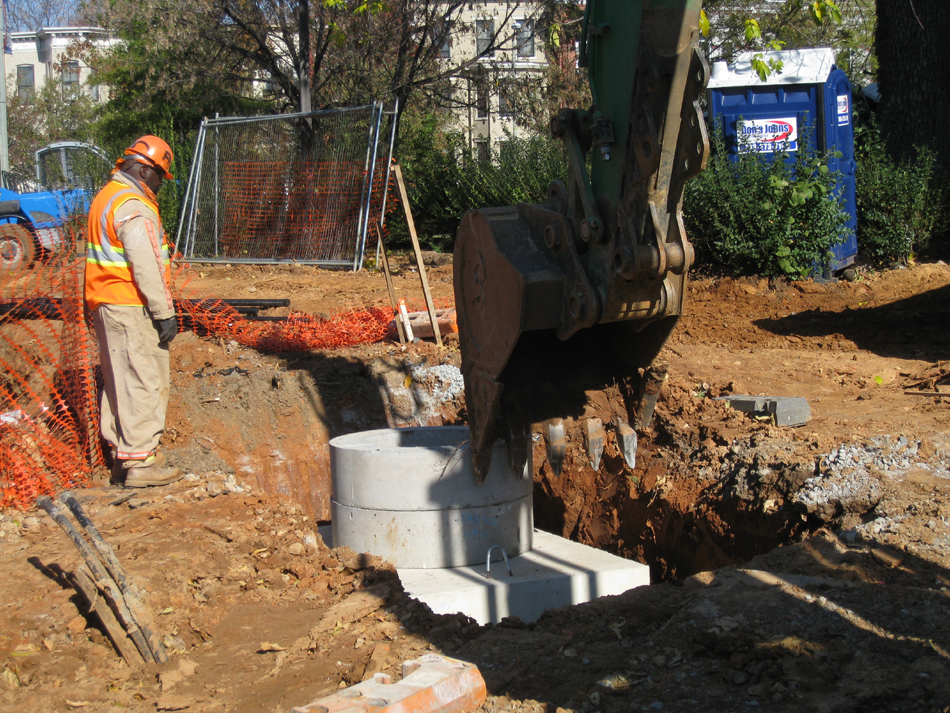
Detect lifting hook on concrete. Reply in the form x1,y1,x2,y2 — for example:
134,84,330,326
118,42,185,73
485,545,513,580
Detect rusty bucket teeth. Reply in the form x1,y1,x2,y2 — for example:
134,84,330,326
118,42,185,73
471,450,492,485
615,420,638,470
507,421,530,479
584,417,606,471
544,418,567,478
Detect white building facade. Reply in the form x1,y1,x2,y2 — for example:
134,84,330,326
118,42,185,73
442,1,548,154
7,26,115,103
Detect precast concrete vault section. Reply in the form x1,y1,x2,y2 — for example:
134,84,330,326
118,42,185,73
329,427,533,569
329,426,649,624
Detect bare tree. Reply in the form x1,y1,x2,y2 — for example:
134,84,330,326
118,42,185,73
92,0,544,123
5,0,84,30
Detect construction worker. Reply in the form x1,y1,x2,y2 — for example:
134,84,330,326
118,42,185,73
85,135,183,488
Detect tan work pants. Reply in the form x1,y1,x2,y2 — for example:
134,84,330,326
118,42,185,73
92,304,170,461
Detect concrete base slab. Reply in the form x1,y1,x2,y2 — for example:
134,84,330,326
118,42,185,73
716,395,811,427
396,530,650,625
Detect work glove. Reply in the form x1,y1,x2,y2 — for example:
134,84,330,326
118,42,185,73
155,316,178,344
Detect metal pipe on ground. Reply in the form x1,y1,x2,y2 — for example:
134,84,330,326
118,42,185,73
0,297,290,321
58,492,168,663
36,494,168,665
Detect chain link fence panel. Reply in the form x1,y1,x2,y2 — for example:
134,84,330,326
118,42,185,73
178,105,389,269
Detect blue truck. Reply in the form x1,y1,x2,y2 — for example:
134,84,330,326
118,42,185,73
0,143,111,271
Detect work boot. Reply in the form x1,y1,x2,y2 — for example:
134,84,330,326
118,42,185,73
122,452,182,488
111,451,168,486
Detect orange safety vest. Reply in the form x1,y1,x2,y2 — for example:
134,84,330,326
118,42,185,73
85,177,172,312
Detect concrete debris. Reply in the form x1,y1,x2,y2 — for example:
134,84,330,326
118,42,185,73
292,654,486,713
403,364,465,426
796,435,950,526
409,364,464,403
822,435,950,478
794,468,882,516
716,395,811,427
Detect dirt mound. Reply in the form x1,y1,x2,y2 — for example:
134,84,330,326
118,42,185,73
0,476,464,712
2,261,950,712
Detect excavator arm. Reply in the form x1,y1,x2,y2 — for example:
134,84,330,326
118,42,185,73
454,0,709,482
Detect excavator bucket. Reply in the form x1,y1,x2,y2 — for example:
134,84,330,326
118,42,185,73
454,0,709,483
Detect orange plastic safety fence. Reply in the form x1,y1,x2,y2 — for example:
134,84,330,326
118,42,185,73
1,253,101,510
175,298,393,353
1,225,402,511
196,158,398,265
217,161,369,262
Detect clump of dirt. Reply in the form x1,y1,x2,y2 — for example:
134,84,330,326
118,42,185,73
904,360,950,393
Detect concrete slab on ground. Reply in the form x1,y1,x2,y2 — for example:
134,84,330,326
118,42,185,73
396,529,650,625
716,395,812,427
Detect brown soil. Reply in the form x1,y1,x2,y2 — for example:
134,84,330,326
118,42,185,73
2,257,950,713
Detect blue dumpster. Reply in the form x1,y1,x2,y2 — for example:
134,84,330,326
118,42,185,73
707,48,857,272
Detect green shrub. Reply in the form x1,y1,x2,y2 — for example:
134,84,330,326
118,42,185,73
855,122,947,265
393,115,567,251
683,123,850,278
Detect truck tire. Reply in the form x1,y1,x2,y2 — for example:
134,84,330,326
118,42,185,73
0,222,36,271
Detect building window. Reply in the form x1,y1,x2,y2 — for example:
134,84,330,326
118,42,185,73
516,20,535,58
476,80,489,118
476,19,494,57
438,20,451,59
91,84,100,102
62,60,81,95
475,141,490,164
498,83,513,116
17,65,34,99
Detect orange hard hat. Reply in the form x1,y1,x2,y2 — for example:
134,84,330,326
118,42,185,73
122,135,174,180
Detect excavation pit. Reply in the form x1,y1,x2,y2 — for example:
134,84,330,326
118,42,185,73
328,426,650,623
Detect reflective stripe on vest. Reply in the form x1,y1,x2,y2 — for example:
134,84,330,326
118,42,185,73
85,179,171,311
86,188,140,267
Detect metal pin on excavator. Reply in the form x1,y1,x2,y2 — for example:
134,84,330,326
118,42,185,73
454,0,710,483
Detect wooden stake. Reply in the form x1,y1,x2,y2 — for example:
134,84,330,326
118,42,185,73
375,222,405,344
73,566,145,666
393,164,442,347
36,496,156,663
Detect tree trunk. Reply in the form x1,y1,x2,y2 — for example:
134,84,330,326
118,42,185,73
876,0,950,169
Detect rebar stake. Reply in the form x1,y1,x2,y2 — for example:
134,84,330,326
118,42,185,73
485,545,513,580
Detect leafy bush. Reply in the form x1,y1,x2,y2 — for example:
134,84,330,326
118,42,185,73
683,123,851,278
393,114,567,251
854,121,948,265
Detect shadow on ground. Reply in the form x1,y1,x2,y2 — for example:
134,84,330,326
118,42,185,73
754,281,950,362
